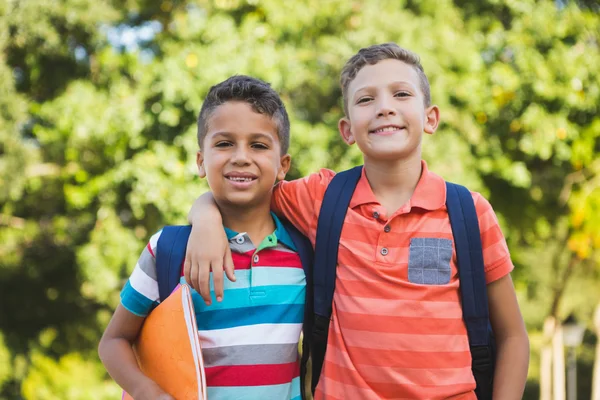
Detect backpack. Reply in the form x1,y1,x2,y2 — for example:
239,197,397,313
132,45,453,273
302,166,496,400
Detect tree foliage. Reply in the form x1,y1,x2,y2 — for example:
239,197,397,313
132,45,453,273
0,0,598,397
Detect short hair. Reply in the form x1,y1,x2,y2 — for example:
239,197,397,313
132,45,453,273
197,75,290,155
340,43,431,115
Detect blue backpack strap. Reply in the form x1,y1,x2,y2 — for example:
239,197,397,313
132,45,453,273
156,225,192,302
279,218,314,400
310,166,362,392
445,182,494,399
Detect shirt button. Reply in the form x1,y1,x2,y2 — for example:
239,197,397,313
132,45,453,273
380,247,389,256
373,211,380,219
384,225,391,233
253,254,259,263
236,236,245,244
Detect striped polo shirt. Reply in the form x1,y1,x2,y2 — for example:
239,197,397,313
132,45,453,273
120,213,306,400
272,161,514,400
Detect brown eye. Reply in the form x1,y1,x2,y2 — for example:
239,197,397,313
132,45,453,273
252,143,269,150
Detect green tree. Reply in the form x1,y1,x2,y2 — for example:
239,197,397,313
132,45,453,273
0,0,598,397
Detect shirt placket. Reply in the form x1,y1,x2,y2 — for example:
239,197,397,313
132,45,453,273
249,232,278,296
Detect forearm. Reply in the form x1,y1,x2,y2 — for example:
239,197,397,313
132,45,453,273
187,192,221,224
99,338,163,398
492,333,530,399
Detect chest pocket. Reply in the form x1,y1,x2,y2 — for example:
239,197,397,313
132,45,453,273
408,238,453,285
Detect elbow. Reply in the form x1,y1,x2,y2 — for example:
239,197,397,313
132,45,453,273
98,338,106,363
98,335,111,365
496,330,530,363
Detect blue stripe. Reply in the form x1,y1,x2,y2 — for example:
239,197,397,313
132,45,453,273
195,303,304,330
205,377,300,400
120,281,157,317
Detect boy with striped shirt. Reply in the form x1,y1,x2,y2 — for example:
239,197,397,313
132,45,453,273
186,44,530,399
99,75,306,400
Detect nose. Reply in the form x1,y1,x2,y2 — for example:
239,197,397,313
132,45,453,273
376,95,396,117
230,146,251,166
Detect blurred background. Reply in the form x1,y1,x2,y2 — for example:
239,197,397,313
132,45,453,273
1,0,599,398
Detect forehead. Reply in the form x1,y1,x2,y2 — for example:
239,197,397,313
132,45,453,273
348,59,422,94
207,101,279,138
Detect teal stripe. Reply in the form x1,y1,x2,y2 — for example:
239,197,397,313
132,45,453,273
205,377,300,400
191,285,305,312
120,281,157,317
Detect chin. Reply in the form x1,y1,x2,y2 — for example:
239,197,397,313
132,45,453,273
365,148,414,161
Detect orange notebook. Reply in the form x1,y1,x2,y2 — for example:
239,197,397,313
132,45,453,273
123,284,207,400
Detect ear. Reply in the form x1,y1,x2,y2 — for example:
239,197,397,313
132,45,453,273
196,150,206,178
338,117,355,145
277,153,292,181
424,105,440,135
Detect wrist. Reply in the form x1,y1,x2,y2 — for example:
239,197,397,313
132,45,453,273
132,379,163,399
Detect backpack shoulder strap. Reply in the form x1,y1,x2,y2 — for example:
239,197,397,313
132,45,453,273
156,225,192,302
313,166,363,318
279,219,314,278
279,218,314,400
445,182,495,399
310,166,362,392
445,182,489,344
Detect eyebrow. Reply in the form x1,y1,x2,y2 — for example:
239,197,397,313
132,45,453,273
209,131,275,142
353,80,418,96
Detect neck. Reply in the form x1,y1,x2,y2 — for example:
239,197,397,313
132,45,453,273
218,201,275,246
363,151,423,215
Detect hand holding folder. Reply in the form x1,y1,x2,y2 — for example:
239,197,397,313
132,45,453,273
123,284,207,400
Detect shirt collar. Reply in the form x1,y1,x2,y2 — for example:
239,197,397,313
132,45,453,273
348,160,446,211
224,212,297,251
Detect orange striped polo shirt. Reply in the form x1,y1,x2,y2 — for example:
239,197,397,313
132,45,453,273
272,160,513,400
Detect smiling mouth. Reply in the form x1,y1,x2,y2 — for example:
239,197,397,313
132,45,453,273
226,176,256,182
370,126,406,134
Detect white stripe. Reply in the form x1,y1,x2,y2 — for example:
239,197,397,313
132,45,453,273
148,230,162,255
129,264,159,301
198,323,302,349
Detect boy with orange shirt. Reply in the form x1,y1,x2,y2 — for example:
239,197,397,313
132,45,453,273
185,44,529,399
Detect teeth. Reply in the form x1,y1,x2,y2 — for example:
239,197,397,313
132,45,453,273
374,126,401,133
228,177,253,182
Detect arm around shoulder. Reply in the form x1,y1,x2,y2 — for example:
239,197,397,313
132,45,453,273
271,169,336,236
184,191,233,302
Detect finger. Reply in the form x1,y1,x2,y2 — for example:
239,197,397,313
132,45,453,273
189,258,200,294
212,258,224,302
198,260,212,305
224,246,236,282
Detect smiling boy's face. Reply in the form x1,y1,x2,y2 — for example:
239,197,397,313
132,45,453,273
197,101,290,210
339,59,439,163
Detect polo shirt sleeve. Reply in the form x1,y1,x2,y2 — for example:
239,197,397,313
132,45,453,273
120,231,162,317
472,193,514,284
271,169,336,237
